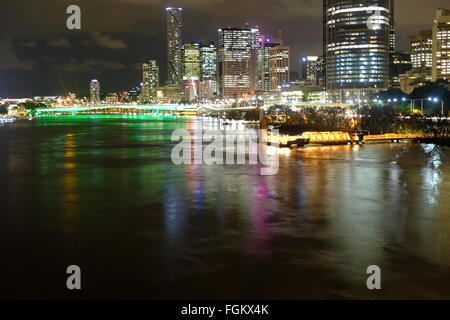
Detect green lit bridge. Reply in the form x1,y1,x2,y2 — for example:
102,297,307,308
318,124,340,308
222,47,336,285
33,104,257,116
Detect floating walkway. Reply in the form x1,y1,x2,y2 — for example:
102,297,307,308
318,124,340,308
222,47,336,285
268,131,447,148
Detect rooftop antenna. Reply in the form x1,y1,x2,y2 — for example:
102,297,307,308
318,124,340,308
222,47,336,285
278,30,283,46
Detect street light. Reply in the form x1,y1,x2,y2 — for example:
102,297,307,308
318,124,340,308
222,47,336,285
429,97,444,116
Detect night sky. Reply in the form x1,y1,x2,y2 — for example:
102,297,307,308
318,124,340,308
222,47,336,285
0,0,449,98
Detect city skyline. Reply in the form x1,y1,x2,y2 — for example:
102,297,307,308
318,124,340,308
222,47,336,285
0,0,449,97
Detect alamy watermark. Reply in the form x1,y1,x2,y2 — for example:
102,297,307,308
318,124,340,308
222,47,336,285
66,265,82,290
367,6,383,31
66,5,81,30
366,265,382,290
171,129,280,176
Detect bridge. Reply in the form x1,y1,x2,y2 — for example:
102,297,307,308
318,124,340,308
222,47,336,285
33,104,256,115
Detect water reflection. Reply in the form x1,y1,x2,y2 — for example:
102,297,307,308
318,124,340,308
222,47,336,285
0,116,450,299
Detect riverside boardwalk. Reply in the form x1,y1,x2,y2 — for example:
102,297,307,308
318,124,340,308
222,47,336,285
268,131,450,148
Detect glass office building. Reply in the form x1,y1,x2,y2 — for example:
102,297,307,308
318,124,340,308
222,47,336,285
269,46,290,91
141,60,159,101
200,42,218,97
90,79,100,103
182,42,201,80
218,28,252,99
411,30,433,68
432,9,450,82
324,0,392,103
166,7,183,85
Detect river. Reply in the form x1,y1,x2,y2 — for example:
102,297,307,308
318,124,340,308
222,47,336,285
0,116,449,299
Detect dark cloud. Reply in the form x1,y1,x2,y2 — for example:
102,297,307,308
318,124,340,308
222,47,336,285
0,0,449,97
90,32,129,49
0,39,34,71
47,37,72,48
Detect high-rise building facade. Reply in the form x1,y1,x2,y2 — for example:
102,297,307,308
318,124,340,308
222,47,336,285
200,42,218,98
301,56,320,85
166,7,183,85
182,42,201,80
389,0,396,53
317,56,325,87
432,9,450,82
90,80,100,103
257,39,280,92
141,60,159,101
218,28,252,99
249,27,261,92
410,30,433,68
390,52,412,87
324,0,392,103
269,46,290,91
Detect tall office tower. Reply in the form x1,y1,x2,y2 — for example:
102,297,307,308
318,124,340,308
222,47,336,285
301,56,320,85
390,53,412,87
269,46,290,91
90,79,100,103
182,42,201,80
200,42,218,97
249,27,261,92
317,56,325,87
181,42,201,101
323,0,327,87
325,0,391,103
257,38,280,92
141,60,159,101
389,0,396,53
432,9,450,82
217,27,252,99
410,30,433,68
166,7,183,85
388,0,398,87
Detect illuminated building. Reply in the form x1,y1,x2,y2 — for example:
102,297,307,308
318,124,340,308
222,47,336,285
324,0,392,103
390,52,412,87
389,0,396,53
432,9,450,81
182,42,201,80
166,7,183,85
156,84,181,104
141,60,159,102
269,46,290,91
200,42,218,97
182,79,200,102
90,79,100,103
410,30,433,68
249,27,261,92
301,56,320,85
218,27,252,99
317,56,325,87
257,38,280,92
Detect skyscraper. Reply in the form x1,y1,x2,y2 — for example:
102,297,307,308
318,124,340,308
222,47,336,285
258,38,280,92
182,42,201,80
90,79,100,103
249,27,261,92
410,30,433,68
200,42,218,98
324,0,392,103
166,7,183,85
301,56,320,85
432,8,450,82
141,60,159,102
389,0,396,53
269,46,290,91
218,28,253,99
